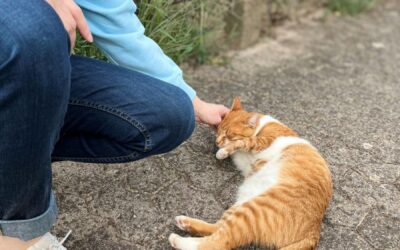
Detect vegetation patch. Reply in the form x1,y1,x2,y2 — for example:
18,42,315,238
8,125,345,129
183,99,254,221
74,33,107,61
74,0,227,64
327,0,374,15
136,0,203,64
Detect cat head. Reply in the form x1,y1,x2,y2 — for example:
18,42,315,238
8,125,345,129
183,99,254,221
216,97,259,148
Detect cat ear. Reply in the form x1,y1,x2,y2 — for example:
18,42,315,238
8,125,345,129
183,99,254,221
231,97,242,111
249,114,258,127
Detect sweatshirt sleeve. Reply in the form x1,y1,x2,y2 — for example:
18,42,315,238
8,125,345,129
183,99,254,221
75,0,197,100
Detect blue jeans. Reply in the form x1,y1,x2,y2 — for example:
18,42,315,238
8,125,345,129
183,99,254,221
0,0,195,241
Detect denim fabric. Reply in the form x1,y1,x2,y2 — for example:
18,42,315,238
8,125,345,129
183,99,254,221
52,55,195,163
0,0,195,241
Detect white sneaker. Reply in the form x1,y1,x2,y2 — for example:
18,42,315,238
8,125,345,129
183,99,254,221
27,230,72,250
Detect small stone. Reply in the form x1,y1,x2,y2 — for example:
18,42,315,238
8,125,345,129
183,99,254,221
106,169,120,175
372,42,385,49
368,175,380,183
362,143,373,150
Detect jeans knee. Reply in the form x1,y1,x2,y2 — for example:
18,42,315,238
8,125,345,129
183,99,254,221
0,2,71,101
0,1,69,65
0,2,71,154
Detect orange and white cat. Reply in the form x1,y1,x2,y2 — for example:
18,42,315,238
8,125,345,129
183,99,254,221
169,97,332,250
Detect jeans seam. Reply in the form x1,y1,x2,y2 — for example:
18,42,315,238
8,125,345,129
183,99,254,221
51,99,152,163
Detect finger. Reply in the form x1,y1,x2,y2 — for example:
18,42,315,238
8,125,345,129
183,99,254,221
208,115,222,126
69,28,76,51
219,105,230,117
57,4,76,49
67,1,93,42
195,114,202,123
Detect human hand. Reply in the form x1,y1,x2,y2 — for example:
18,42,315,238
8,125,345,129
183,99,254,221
46,0,93,50
193,97,229,127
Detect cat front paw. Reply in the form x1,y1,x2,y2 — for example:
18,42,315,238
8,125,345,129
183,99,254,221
175,216,190,231
216,148,229,160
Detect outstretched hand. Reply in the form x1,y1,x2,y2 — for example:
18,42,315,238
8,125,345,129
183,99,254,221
46,0,93,50
193,97,229,127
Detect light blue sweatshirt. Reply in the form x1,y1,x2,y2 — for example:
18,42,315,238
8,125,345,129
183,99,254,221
75,0,196,100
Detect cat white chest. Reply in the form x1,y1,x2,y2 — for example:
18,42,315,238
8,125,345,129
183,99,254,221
233,136,311,205
234,153,281,205
232,151,256,177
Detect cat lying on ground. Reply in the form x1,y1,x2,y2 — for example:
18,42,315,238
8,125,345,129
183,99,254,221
169,97,332,250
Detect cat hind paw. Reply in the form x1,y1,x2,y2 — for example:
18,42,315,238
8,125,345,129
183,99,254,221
169,233,200,250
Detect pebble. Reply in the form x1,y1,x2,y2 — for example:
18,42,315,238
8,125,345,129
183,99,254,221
362,143,373,150
372,42,385,49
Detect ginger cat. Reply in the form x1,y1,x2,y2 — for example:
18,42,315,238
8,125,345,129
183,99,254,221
169,97,332,250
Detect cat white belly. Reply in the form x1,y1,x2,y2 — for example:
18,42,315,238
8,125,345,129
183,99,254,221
233,136,311,205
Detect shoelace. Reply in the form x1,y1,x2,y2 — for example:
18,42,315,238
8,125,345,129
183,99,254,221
49,230,72,250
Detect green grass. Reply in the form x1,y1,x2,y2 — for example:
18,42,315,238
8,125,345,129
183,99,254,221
73,33,107,61
74,0,213,64
327,0,374,15
136,0,206,64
